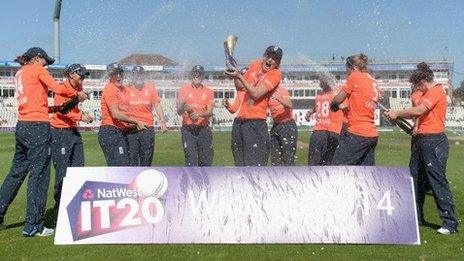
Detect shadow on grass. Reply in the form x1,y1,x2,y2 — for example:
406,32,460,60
1,207,58,231
421,194,444,230
5,221,25,230
421,222,441,230
44,207,57,228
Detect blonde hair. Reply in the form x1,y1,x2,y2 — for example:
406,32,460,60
318,72,336,91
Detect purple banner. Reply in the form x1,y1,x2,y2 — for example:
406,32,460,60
54,166,420,245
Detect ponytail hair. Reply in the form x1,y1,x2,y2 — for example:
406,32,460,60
14,55,30,66
346,53,369,72
409,62,434,85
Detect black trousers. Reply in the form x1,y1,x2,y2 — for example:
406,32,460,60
128,126,155,166
0,121,51,235
231,119,269,166
410,134,457,231
332,131,378,166
270,120,298,166
181,125,213,166
308,130,340,165
409,135,429,191
51,128,84,209
98,125,130,166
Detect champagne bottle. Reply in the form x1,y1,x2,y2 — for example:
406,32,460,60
377,102,413,135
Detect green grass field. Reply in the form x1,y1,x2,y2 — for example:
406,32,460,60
0,130,462,260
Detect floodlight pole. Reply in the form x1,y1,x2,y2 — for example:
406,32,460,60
53,0,62,64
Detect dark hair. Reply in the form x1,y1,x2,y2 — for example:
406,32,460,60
264,46,283,64
16,47,55,66
14,55,30,66
191,65,205,77
409,62,434,85
346,53,369,72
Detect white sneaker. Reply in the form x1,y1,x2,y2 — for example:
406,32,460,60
35,227,54,237
437,227,451,235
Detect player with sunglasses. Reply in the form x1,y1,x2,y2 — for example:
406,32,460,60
176,65,214,166
50,64,93,220
98,63,147,166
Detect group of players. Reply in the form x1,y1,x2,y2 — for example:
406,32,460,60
0,45,458,237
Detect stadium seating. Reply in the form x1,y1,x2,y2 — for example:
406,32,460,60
388,97,464,128
0,75,462,129
0,108,17,127
446,106,464,127
213,100,235,126
389,98,412,110
1,97,462,128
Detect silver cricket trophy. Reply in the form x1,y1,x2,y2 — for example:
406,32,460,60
224,35,238,72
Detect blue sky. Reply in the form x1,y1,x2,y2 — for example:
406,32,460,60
1,0,463,85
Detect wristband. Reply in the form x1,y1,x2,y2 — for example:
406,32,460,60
330,101,340,112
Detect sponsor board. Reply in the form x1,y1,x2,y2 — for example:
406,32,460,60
55,166,420,245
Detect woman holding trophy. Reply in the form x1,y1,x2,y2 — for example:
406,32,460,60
225,43,283,166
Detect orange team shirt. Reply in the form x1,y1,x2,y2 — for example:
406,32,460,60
416,84,447,134
342,71,379,137
268,86,293,123
226,90,245,114
100,82,129,130
177,84,214,126
237,60,282,119
125,83,161,126
50,80,83,128
340,86,349,125
15,64,77,122
342,105,349,124
313,90,344,134
411,90,423,107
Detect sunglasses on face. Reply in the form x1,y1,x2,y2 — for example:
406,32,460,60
67,72,85,80
109,72,123,78
345,56,355,67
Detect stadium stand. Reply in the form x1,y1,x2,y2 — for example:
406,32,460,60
0,56,462,129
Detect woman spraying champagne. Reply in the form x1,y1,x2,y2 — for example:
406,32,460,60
384,62,458,235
